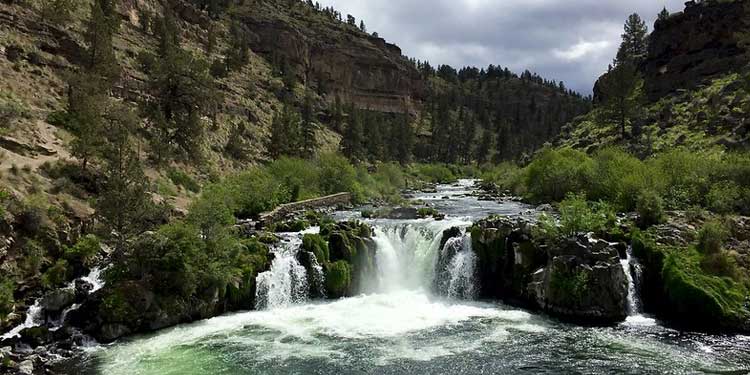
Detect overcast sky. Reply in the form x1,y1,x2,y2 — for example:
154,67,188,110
317,0,685,94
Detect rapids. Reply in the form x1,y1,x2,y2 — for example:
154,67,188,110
65,180,750,374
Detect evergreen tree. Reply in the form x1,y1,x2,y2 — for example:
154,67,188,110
599,63,643,139
657,7,670,24
67,0,121,171
268,102,302,159
142,2,219,163
341,109,364,161
95,103,153,252
301,92,317,157
615,13,649,65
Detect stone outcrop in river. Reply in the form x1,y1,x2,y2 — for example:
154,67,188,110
466,216,628,323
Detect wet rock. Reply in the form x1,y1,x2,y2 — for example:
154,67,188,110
41,288,75,313
18,360,34,375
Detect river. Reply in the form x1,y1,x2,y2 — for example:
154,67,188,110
67,180,750,374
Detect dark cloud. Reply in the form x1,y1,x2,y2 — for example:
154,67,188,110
317,0,685,94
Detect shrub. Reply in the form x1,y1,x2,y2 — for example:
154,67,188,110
480,162,522,193
411,164,457,184
167,168,200,193
0,92,30,127
636,190,665,228
534,194,616,240
317,153,363,200
522,148,593,202
697,219,729,255
0,277,14,320
227,169,287,218
64,234,100,267
650,149,715,209
267,157,320,201
41,259,69,289
706,181,742,214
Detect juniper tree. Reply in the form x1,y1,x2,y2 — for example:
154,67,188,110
95,103,152,251
67,0,121,171
142,2,219,163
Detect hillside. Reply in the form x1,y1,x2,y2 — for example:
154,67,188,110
558,0,750,155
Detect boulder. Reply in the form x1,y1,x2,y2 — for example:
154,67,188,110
41,288,75,313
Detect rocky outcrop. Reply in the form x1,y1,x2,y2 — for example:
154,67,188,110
643,0,750,101
468,216,628,323
239,5,423,114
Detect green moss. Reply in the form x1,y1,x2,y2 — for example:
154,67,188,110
325,261,352,298
302,234,329,264
662,247,748,327
417,207,439,218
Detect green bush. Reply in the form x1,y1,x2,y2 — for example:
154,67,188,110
522,148,593,202
41,260,69,289
650,149,714,209
697,219,729,255
227,169,288,218
480,162,522,193
64,234,100,267
706,181,742,214
636,190,665,228
0,277,14,320
267,157,321,201
167,168,201,193
317,153,363,200
411,164,457,184
0,92,30,127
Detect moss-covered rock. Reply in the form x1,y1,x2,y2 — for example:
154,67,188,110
325,261,352,298
302,234,329,264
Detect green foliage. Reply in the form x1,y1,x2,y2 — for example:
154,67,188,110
167,168,200,193
325,260,352,298
549,268,590,303
302,234,329,264
0,92,30,128
662,247,747,326
697,219,730,255
411,164,457,184
38,0,80,24
522,148,593,202
0,277,14,320
64,234,100,267
41,260,69,289
635,190,665,228
535,194,617,241
316,153,362,199
480,162,523,193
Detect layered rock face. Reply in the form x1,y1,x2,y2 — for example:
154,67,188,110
643,0,750,101
467,216,628,323
238,3,423,114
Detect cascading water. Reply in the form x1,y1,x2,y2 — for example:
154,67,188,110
255,235,311,310
1,266,107,339
620,246,656,326
437,233,478,300
1,300,43,340
370,219,476,297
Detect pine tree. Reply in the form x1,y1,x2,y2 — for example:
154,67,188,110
615,13,649,65
142,2,219,163
657,7,670,24
341,109,364,161
599,63,643,140
67,0,121,171
301,92,317,157
95,103,153,251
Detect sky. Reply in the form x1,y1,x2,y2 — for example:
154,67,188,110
316,0,686,94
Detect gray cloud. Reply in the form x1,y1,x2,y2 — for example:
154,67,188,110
316,0,685,94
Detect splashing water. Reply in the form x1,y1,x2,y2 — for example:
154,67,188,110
620,246,657,326
441,234,478,299
255,236,310,310
1,300,43,340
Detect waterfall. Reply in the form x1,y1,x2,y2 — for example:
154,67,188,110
434,233,477,300
1,266,107,339
370,219,476,297
1,300,43,340
620,247,656,326
255,237,310,310
620,246,642,315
